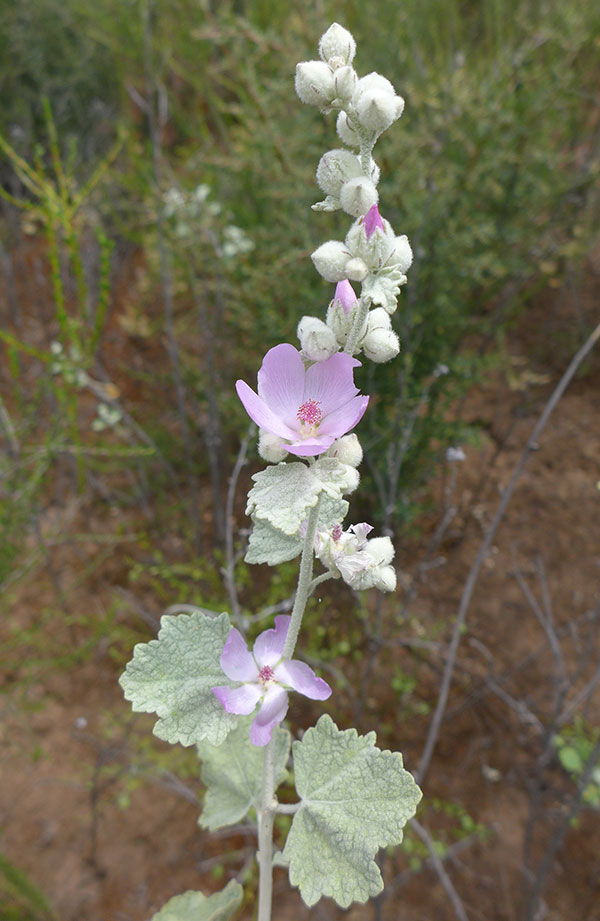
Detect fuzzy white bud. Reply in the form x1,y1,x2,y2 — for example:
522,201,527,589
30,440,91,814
345,256,369,281
295,61,335,106
361,327,400,363
316,149,361,198
297,316,338,361
372,565,397,592
333,65,358,102
389,235,413,272
319,23,356,67
345,218,396,271
356,90,398,134
394,95,405,119
354,72,396,99
366,306,392,333
327,433,363,467
336,111,360,148
339,176,379,218
258,430,288,463
311,240,351,282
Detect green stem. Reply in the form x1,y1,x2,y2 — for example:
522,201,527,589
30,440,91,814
257,738,276,921
344,295,370,357
282,494,322,660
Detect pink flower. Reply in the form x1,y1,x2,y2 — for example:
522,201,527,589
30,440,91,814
363,203,385,238
333,279,358,315
212,616,331,746
236,344,369,457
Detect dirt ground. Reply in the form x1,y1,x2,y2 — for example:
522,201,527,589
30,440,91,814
1,242,599,921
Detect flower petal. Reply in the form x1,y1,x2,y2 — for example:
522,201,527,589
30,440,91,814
236,381,296,439
284,435,336,457
318,395,369,438
212,683,262,715
257,344,306,430
250,685,289,746
274,660,332,700
220,628,259,682
253,615,290,667
304,352,361,415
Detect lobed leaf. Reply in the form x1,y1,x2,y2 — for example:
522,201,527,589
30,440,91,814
283,714,422,908
198,718,291,831
119,611,236,748
151,880,243,921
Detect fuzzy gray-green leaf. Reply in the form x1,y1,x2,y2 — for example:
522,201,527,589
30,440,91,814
283,714,422,908
245,494,349,566
198,718,291,831
119,611,236,748
151,880,243,921
246,462,322,535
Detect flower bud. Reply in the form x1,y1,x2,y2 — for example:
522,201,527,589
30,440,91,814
295,61,335,106
333,66,358,102
365,536,395,567
297,316,338,362
354,72,396,99
336,111,360,148
346,216,396,271
366,306,392,332
361,327,400,363
345,257,369,282
311,240,351,282
389,235,413,272
319,23,356,66
372,565,397,592
327,433,363,467
333,279,357,314
258,430,288,463
356,90,398,134
394,95,405,119
339,176,379,218
316,149,361,198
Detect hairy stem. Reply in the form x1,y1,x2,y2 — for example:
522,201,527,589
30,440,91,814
282,495,322,660
257,738,276,921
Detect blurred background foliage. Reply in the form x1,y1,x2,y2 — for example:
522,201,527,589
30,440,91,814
1,0,598,534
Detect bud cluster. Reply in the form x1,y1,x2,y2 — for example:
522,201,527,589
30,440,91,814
293,23,412,367
315,522,396,592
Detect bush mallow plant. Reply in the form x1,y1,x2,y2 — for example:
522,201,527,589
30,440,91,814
119,23,421,921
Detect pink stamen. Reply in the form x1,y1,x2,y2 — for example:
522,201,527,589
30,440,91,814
259,665,275,684
297,399,323,426
331,524,343,542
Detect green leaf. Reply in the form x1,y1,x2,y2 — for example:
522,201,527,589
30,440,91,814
245,494,349,566
246,463,322,535
198,718,291,831
119,611,236,748
151,880,243,921
283,714,422,908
